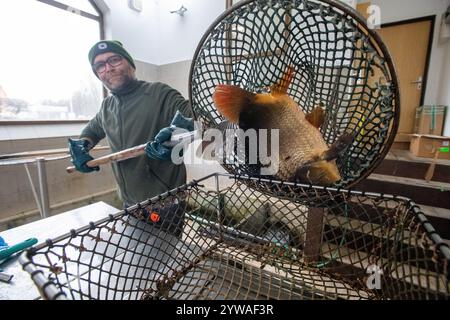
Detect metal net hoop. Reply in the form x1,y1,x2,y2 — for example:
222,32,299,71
189,0,400,188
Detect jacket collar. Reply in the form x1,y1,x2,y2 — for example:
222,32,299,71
110,78,141,97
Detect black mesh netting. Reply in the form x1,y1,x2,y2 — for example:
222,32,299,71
189,0,399,188
20,174,449,300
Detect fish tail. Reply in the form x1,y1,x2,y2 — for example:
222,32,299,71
322,133,353,161
270,65,295,94
213,85,254,124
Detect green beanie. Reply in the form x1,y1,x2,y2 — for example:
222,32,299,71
88,40,136,71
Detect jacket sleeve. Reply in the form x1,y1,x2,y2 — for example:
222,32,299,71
80,110,106,147
160,83,193,119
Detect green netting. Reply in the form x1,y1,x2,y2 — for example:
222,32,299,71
189,0,399,188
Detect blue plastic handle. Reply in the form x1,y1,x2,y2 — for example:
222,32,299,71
0,238,38,261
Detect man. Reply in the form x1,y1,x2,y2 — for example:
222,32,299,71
69,40,193,215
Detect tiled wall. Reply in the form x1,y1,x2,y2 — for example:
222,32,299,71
0,137,117,226
136,59,191,99
135,59,159,83
157,60,192,99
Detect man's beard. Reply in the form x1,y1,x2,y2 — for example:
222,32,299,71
104,72,135,92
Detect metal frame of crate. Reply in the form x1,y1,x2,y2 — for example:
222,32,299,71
20,173,449,300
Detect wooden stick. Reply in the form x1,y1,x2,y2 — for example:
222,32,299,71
0,146,110,160
425,149,440,182
304,207,325,264
66,130,198,173
66,143,146,173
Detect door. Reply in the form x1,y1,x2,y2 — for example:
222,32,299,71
357,4,433,149
377,18,433,147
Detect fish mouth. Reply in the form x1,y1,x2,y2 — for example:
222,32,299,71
293,160,341,186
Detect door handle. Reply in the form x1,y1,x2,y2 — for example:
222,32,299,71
411,76,423,89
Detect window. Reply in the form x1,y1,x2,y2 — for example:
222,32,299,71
0,0,103,121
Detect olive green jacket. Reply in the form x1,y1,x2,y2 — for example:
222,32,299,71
80,80,192,206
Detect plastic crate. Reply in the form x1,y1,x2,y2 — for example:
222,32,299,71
20,173,450,300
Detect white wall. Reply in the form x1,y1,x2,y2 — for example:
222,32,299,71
99,0,225,65
100,0,160,64
154,0,226,65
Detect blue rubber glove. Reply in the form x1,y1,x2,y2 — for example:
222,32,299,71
68,138,100,173
170,110,194,132
0,236,7,250
145,111,194,160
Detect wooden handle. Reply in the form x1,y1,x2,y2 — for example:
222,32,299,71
66,144,147,173
66,130,198,173
0,146,110,160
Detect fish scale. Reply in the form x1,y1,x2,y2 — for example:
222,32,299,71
271,102,329,181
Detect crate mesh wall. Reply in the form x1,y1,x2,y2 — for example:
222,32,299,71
21,174,449,300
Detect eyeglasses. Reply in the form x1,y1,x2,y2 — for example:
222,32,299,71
93,55,124,74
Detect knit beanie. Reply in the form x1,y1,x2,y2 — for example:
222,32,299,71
88,40,136,71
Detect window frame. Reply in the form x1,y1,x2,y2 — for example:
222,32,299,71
0,0,105,125
37,0,105,38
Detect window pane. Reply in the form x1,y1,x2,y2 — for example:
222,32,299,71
0,0,102,120
55,0,100,16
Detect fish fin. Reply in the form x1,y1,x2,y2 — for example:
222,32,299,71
322,133,353,161
270,66,295,95
305,104,326,128
213,85,254,124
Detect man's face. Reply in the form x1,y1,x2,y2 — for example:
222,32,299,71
93,52,136,91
